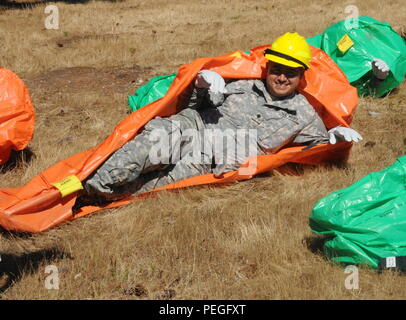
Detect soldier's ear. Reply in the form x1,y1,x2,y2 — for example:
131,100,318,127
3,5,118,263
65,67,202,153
266,61,271,73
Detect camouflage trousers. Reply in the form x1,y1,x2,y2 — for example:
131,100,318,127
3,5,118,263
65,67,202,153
84,108,213,200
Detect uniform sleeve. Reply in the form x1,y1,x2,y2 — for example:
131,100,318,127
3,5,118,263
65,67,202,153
187,87,225,110
293,110,330,146
351,70,385,97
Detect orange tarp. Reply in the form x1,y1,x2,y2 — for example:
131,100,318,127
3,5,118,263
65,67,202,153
0,45,358,233
0,68,35,164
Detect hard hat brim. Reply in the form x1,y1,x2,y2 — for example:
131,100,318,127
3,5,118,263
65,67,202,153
265,54,309,69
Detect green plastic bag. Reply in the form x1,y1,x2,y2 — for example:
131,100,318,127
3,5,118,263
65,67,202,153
128,72,177,112
309,155,406,268
308,16,406,97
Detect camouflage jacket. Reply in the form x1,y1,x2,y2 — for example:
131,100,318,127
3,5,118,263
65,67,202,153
188,79,329,155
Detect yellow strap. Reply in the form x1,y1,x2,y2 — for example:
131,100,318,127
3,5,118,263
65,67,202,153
337,34,354,54
52,175,83,198
229,51,242,58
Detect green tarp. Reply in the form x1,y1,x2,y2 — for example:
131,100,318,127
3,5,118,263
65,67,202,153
128,73,176,112
309,155,406,269
308,16,406,97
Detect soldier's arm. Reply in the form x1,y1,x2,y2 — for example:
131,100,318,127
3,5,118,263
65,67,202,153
187,87,225,110
187,70,226,110
293,111,330,147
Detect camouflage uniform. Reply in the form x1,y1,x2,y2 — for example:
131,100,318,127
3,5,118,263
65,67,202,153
84,79,329,199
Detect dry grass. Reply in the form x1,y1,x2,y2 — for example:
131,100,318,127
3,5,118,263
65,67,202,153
0,0,405,300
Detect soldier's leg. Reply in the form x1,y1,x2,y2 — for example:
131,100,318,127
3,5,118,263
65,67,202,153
84,109,205,198
83,158,211,202
133,159,212,195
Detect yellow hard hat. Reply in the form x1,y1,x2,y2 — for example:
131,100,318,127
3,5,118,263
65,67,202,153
264,32,312,69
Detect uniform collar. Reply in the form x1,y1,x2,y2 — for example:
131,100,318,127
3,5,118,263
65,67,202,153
253,79,298,111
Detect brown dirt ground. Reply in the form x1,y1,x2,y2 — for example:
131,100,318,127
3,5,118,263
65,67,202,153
24,65,152,137
0,65,153,179
25,65,149,98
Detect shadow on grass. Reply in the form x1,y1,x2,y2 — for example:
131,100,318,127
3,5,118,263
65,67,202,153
0,226,35,239
1,0,124,10
269,160,349,177
0,148,34,173
304,235,328,255
0,247,71,293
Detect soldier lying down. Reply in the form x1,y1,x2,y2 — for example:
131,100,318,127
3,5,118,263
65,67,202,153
76,32,362,207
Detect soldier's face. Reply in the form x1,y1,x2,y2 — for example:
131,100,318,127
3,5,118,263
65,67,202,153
266,62,304,97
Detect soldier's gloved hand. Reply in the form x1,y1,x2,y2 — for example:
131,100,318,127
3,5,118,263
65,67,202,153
195,70,226,94
328,126,363,144
372,58,390,80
